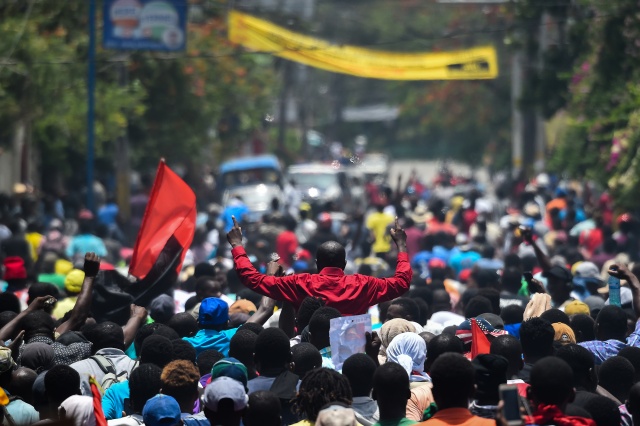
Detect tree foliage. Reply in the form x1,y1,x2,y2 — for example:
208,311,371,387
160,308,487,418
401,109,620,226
546,0,640,209
0,0,277,189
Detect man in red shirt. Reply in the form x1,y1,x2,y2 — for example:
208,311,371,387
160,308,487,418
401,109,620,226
227,216,411,316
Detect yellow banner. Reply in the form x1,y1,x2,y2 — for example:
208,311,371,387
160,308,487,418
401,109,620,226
228,11,498,80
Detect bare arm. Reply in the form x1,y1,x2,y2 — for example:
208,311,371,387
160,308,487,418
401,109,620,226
279,301,296,338
122,305,148,349
0,296,55,342
57,253,100,335
390,216,407,253
610,264,640,318
246,296,276,325
522,227,551,273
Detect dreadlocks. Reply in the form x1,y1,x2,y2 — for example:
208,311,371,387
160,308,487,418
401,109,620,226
291,367,353,421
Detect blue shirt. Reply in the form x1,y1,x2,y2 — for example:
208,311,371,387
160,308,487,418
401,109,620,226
183,328,238,357
580,319,640,365
66,234,108,258
222,205,249,232
102,380,129,420
448,250,481,275
98,204,119,226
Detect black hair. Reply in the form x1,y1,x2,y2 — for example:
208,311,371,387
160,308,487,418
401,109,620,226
464,296,493,319
184,295,199,312
254,328,291,372
0,293,20,314
519,318,554,361
582,395,621,426
10,367,37,404
529,357,574,406
236,289,263,307
0,312,17,330
596,305,628,341
27,283,60,306
424,334,464,373
430,353,475,406
296,297,325,332
408,287,433,307
166,312,199,338
460,288,479,309
501,267,523,293
133,323,180,354
500,304,524,325
599,356,635,403
308,307,341,349
372,362,410,405
316,241,346,269
555,344,596,391
342,353,377,397
140,335,173,368
618,347,640,383
291,343,322,379
411,298,429,326
226,269,243,294
196,350,224,377
570,314,596,343
389,297,420,322
291,368,352,422
44,365,80,406
81,321,125,353
473,269,500,289
238,322,264,335
244,391,282,426
229,329,258,372
490,335,523,378
129,364,163,414
20,311,55,341
477,288,500,314
171,339,197,363
540,309,571,326
195,276,221,295
378,301,392,324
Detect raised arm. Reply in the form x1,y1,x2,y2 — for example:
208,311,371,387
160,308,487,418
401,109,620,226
122,305,148,349
609,263,640,318
390,216,407,254
56,253,100,335
228,216,304,305
246,296,276,325
0,296,55,342
522,226,551,274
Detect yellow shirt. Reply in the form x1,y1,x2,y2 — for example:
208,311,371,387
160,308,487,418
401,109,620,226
25,232,43,261
366,212,395,254
53,297,78,319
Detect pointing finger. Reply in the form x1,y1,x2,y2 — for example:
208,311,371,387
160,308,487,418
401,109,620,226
232,215,239,228
395,216,399,229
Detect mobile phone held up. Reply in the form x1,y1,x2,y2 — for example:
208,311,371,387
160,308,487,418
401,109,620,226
523,272,533,285
500,384,523,426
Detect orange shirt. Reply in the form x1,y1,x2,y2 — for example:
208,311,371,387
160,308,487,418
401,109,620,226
417,408,495,426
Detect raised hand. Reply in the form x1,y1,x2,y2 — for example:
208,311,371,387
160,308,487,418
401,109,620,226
390,216,407,249
83,252,101,277
226,215,244,248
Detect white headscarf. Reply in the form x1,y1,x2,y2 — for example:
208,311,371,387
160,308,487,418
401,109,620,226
59,395,96,426
386,333,429,382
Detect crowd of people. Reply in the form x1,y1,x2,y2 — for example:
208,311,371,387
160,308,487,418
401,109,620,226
0,169,640,425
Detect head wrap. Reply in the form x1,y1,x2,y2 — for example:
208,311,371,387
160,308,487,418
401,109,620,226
386,332,428,382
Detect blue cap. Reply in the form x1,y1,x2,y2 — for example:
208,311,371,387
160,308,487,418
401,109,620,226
199,297,229,326
142,394,181,426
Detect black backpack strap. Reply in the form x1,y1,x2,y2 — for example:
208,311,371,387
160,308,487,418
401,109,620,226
90,355,116,375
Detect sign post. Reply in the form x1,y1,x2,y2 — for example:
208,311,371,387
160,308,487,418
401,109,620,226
87,0,97,212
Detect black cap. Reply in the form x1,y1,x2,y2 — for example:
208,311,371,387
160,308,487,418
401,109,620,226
544,265,572,283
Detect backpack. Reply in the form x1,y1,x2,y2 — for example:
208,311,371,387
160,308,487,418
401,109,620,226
90,355,137,391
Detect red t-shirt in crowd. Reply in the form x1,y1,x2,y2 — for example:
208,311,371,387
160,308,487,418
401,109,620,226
231,246,412,315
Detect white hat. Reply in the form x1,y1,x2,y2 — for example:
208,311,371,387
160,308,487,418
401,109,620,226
204,377,248,412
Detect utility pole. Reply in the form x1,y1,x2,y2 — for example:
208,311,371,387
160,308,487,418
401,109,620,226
115,59,131,221
511,52,524,177
86,0,97,211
